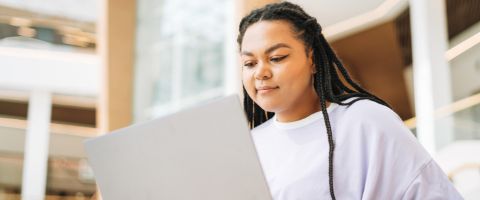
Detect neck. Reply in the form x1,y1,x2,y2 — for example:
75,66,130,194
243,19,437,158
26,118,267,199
275,90,330,122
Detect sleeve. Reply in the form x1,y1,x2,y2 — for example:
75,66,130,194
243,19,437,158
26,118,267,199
401,159,464,200
341,100,463,199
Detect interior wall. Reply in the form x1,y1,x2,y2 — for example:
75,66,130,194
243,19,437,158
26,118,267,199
331,21,413,120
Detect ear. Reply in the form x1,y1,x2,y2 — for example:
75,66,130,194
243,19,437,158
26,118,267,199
308,50,316,74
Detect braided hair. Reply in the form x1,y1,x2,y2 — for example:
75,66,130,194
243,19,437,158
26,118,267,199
237,2,390,199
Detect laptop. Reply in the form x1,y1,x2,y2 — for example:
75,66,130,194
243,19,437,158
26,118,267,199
84,95,273,200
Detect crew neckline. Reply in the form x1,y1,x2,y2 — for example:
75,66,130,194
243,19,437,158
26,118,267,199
272,103,338,130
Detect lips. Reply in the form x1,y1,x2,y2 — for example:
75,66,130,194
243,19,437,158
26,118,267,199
256,86,279,94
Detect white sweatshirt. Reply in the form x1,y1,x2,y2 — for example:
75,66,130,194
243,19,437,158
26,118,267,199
251,99,463,200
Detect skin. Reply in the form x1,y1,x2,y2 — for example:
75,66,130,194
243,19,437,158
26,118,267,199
240,20,330,122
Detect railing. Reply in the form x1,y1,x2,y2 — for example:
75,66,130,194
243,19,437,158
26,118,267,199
404,92,480,130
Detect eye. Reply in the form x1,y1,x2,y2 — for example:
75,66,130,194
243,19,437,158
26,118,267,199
270,55,288,63
243,61,256,68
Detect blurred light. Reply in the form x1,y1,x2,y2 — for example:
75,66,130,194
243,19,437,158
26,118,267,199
17,26,36,37
58,26,95,47
78,159,95,182
9,17,31,27
59,26,84,35
62,34,89,47
75,192,86,200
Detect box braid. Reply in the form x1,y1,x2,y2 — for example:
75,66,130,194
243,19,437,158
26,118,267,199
237,2,391,199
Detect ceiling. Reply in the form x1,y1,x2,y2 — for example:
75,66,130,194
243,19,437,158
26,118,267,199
0,0,97,23
290,0,387,26
0,0,393,29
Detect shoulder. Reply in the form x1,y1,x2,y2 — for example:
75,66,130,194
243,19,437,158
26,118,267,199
334,98,415,146
333,99,438,197
332,99,408,141
339,98,402,125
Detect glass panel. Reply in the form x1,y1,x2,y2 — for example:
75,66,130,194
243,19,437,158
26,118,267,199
451,102,480,140
134,0,231,121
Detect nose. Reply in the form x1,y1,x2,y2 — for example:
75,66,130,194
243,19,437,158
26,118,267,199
254,62,272,80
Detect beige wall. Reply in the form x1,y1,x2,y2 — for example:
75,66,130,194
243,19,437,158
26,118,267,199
332,22,413,119
97,0,136,134
94,0,136,198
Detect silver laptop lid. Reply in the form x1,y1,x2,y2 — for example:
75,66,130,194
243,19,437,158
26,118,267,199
84,95,272,200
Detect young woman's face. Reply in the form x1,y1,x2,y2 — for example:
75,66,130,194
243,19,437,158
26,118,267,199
241,20,317,114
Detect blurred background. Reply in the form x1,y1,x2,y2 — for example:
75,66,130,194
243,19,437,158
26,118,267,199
0,0,479,199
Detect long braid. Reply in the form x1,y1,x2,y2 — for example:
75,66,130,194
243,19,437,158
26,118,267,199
318,35,390,107
238,2,390,199
315,72,337,199
311,44,337,198
316,34,338,199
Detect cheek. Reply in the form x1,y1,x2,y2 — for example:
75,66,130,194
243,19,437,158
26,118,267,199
242,69,256,98
278,66,311,90
276,71,312,102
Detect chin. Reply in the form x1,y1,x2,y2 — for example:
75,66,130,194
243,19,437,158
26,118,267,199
255,100,279,113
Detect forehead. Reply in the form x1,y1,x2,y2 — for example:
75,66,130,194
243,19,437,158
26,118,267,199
241,20,303,52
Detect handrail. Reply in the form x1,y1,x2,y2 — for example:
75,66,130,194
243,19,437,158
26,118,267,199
0,89,97,109
0,116,98,137
447,163,480,181
404,92,480,129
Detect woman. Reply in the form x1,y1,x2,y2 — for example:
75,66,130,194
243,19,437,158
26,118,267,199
238,2,462,200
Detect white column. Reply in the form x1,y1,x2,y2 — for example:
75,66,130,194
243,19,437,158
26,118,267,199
409,0,453,154
21,91,52,200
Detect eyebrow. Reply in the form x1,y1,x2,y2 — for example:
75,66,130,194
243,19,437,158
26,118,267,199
241,43,292,56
